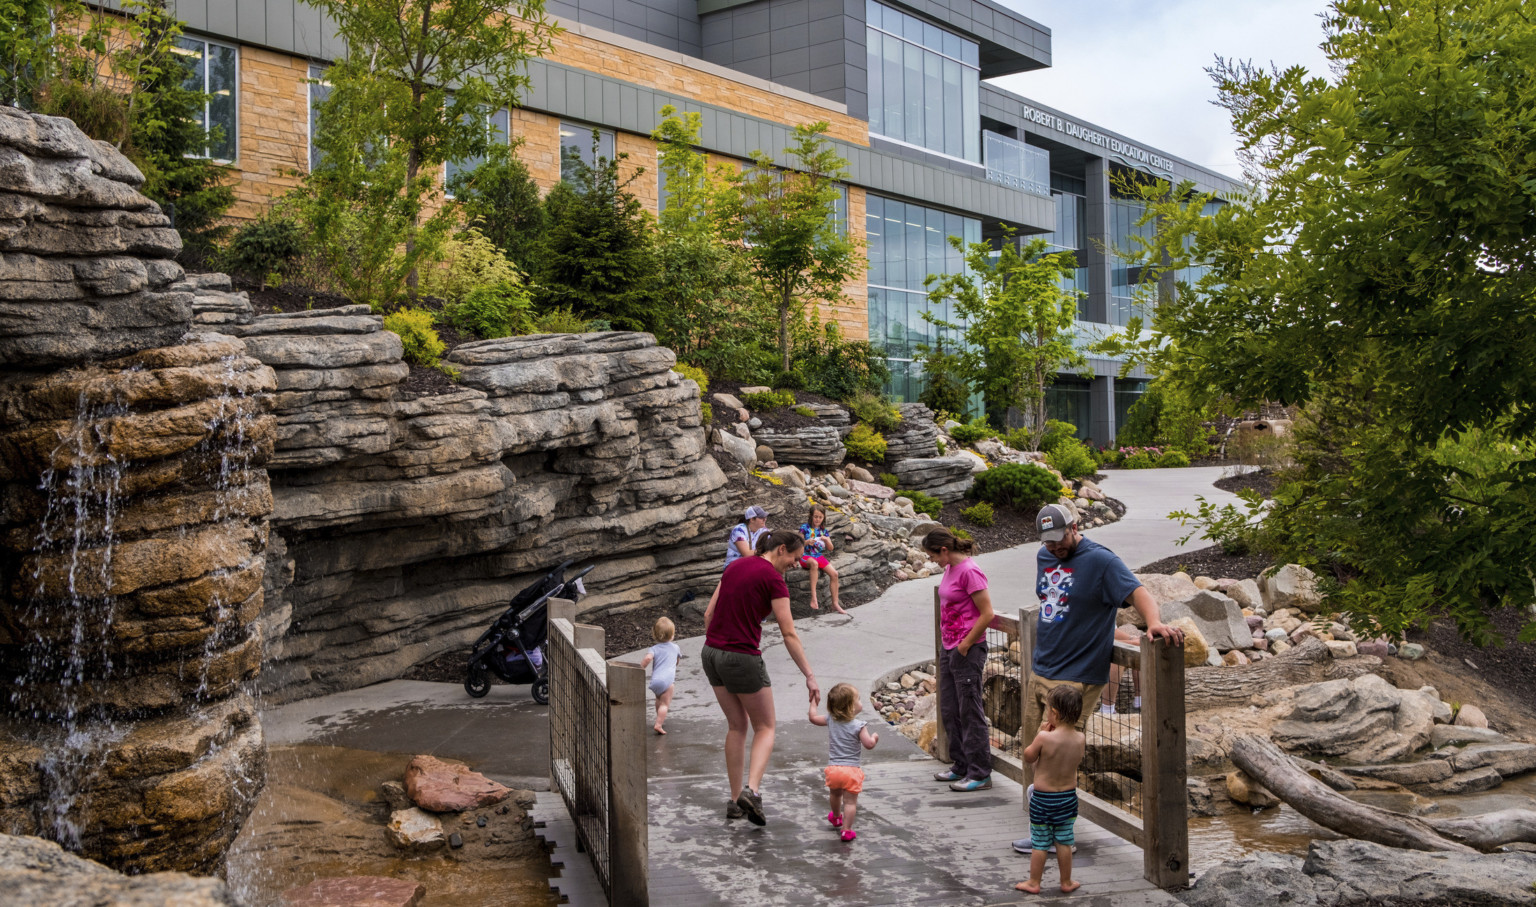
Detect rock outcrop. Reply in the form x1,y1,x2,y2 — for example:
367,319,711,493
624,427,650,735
890,455,975,502
883,403,940,463
751,422,846,467
0,108,273,874
236,320,733,699
0,833,240,906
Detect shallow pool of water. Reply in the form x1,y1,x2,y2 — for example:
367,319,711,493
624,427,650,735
1189,772,1536,873
225,745,556,907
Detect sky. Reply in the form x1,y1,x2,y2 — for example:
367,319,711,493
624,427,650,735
989,0,1335,180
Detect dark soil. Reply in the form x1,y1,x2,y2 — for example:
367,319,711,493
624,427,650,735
1137,543,1274,580
1213,468,1281,499
234,277,468,399
710,379,836,431
1402,608,1536,727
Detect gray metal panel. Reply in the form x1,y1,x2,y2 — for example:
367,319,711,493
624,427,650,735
207,0,236,41
290,1,323,58
265,0,293,53
583,77,603,121
173,0,209,33
236,0,265,45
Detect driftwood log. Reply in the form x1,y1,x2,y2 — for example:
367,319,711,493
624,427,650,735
1185,638,1379,710
1230,734,1536,852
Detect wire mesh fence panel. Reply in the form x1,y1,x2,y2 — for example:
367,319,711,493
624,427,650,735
982,621,1023,772
1078,652,1144,821
548,619,613,895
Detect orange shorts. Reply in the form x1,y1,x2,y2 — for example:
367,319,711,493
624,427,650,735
824,765,865,794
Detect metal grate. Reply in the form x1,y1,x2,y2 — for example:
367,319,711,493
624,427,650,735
549,619,612,893
1079,655,1144,820
982,621,1023,765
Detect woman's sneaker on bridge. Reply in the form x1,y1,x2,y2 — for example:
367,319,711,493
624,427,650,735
736,787,766,826
932,769,963,782
948,776,992,792
726,800,744,821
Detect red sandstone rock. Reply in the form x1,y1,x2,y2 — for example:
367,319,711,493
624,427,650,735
282,876,426,907
403,755,511,813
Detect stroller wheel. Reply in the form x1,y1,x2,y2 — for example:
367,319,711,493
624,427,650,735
465,666,491,699
532,677,550,705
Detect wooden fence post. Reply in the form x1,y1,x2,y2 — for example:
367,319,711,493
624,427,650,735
933,587,949,765
549,597,577,626
574,623,605,654
607,658,649,907
1019,604,1038,791
1140,634,1188,889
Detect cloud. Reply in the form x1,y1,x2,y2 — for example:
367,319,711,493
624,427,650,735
990,0,1333,180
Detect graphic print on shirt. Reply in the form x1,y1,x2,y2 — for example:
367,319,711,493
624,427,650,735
1037,566,1074,623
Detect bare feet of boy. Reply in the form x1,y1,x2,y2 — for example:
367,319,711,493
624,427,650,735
1060,880,1081,893
653,724,667,735
831,602,847,614
1014,880,1042,894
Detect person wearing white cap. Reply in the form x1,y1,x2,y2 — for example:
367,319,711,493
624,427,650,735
724,505,769,570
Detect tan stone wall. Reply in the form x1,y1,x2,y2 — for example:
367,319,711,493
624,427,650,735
615,132,659,213
514,108,563,191
230,47,310,219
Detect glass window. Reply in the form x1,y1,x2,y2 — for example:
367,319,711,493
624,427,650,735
307,63,329,172
559,121,615,183
866,1,979,162
1045,379,1092,437
175,35,238,161
445,103,510,191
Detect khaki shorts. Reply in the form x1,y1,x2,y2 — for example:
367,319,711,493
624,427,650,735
701,645,771,694
1024,675,1105,736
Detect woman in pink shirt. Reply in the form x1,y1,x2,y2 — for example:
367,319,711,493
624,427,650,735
923,528,996,791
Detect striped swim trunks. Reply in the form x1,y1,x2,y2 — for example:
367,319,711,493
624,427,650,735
1028,787,1078,849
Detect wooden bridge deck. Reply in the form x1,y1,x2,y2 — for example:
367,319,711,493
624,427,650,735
645,759,1181,907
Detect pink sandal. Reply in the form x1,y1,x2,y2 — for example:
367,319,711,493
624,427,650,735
840,830,857,842
826,811,843,828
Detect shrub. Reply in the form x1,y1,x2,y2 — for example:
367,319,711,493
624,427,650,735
384,308,445,367
1046,438,1098,480
879,472,900,489
223,212,305,282
937,438,947,455
950,417,998,446
1040,420,1078,454
742,389,796,411
900,489,944,519
773,369,805,390
1171,490,1269,555
420,228,525,302
970,462,1063,510
1123,451,1156,469
446,279,533,339
532,307,592,334
793,405,817,418
1098,447,1124,467
792,321,888,400
1157,449,1192,468
844,424,888,462
700,402,713,425
845,389,902,432
961,501,995,527
674,363,710,396
949,525,973,541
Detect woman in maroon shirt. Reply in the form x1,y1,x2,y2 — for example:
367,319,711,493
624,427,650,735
702,528,821,826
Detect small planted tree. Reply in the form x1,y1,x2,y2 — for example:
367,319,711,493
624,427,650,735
718,122,860,375
447,142,547,276
304,0,556,293
926,232,1086,445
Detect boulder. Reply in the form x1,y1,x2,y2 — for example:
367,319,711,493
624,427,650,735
1324,640,1357,658
1225,579,1262,610
1167,617,1209,668
1449,742,1536,777
1271,675,1435,763
954,449,989,474
882,403,941,462
1160,591,1252,652
1179,851,1314,907
1417,765,1504,796
846,465,874,483
0,833,239,906
1261,564,1324,612
1136,572,1200,605
403,755,511,813
717,429,758,468
1430,724,1507,747
1194,575,1218,591
284,877,427,907
1225,769,1279,808
1339,760,1452,786
848,479,895,500
889,456,975,502
751,424,845,467
1398,642,1426,660
1453,703,1489,728
385,808,446,852
754,444,773,462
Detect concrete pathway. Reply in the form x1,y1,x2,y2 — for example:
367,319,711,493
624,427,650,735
636,464,1249,905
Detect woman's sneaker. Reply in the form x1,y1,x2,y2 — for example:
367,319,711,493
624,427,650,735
736,787,766,826
933,769,963,782
726,801,744,821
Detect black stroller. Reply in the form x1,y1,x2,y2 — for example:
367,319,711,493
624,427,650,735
465,559,594,704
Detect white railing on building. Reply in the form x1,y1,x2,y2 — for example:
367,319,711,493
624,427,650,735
984,131,1050,197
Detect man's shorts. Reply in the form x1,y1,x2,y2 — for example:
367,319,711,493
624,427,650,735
824,765,865,793
701,645,771,694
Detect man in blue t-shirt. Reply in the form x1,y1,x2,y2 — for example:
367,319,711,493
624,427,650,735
1027,503,1184,735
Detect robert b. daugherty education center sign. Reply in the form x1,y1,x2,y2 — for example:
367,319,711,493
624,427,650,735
1018,104,1177,172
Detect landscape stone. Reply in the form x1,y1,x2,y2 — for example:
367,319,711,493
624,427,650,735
404,755,512,813
1261,563,1324,612
1167,617,1210,667
1160,591,1253,652
1430,724,1506,747
0,833,239,907
848,479,895,500
1416,765,1504,796
1137,572,1201,605
1453,703,1489,728
386,808,446,852
1225,769,1279,808
718,429,758,468
1398,642,1426,660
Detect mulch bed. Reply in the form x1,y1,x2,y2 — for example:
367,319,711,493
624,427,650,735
1213,468,1281,499
1408,607,1536,719
1136,543,1274,579
234,277,468,399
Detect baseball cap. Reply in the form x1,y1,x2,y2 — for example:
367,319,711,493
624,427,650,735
1036,503,1076,543
744,505,768,520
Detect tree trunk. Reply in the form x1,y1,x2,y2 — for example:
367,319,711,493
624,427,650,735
779,296,791,375
1184,637,1379,711
1230,734,1536,853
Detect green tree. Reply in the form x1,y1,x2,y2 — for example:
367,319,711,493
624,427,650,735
926,233,1086,445
1101,0,1536,643
1,0,71,108
647,107,769,376
718,122,859,374
447,142,547,275
536,133,656,330
305,0,556,288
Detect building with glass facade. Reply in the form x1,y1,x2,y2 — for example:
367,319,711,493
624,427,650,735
149,0,1241,445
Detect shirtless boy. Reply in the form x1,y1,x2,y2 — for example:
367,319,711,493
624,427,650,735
1015,685,1086,895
